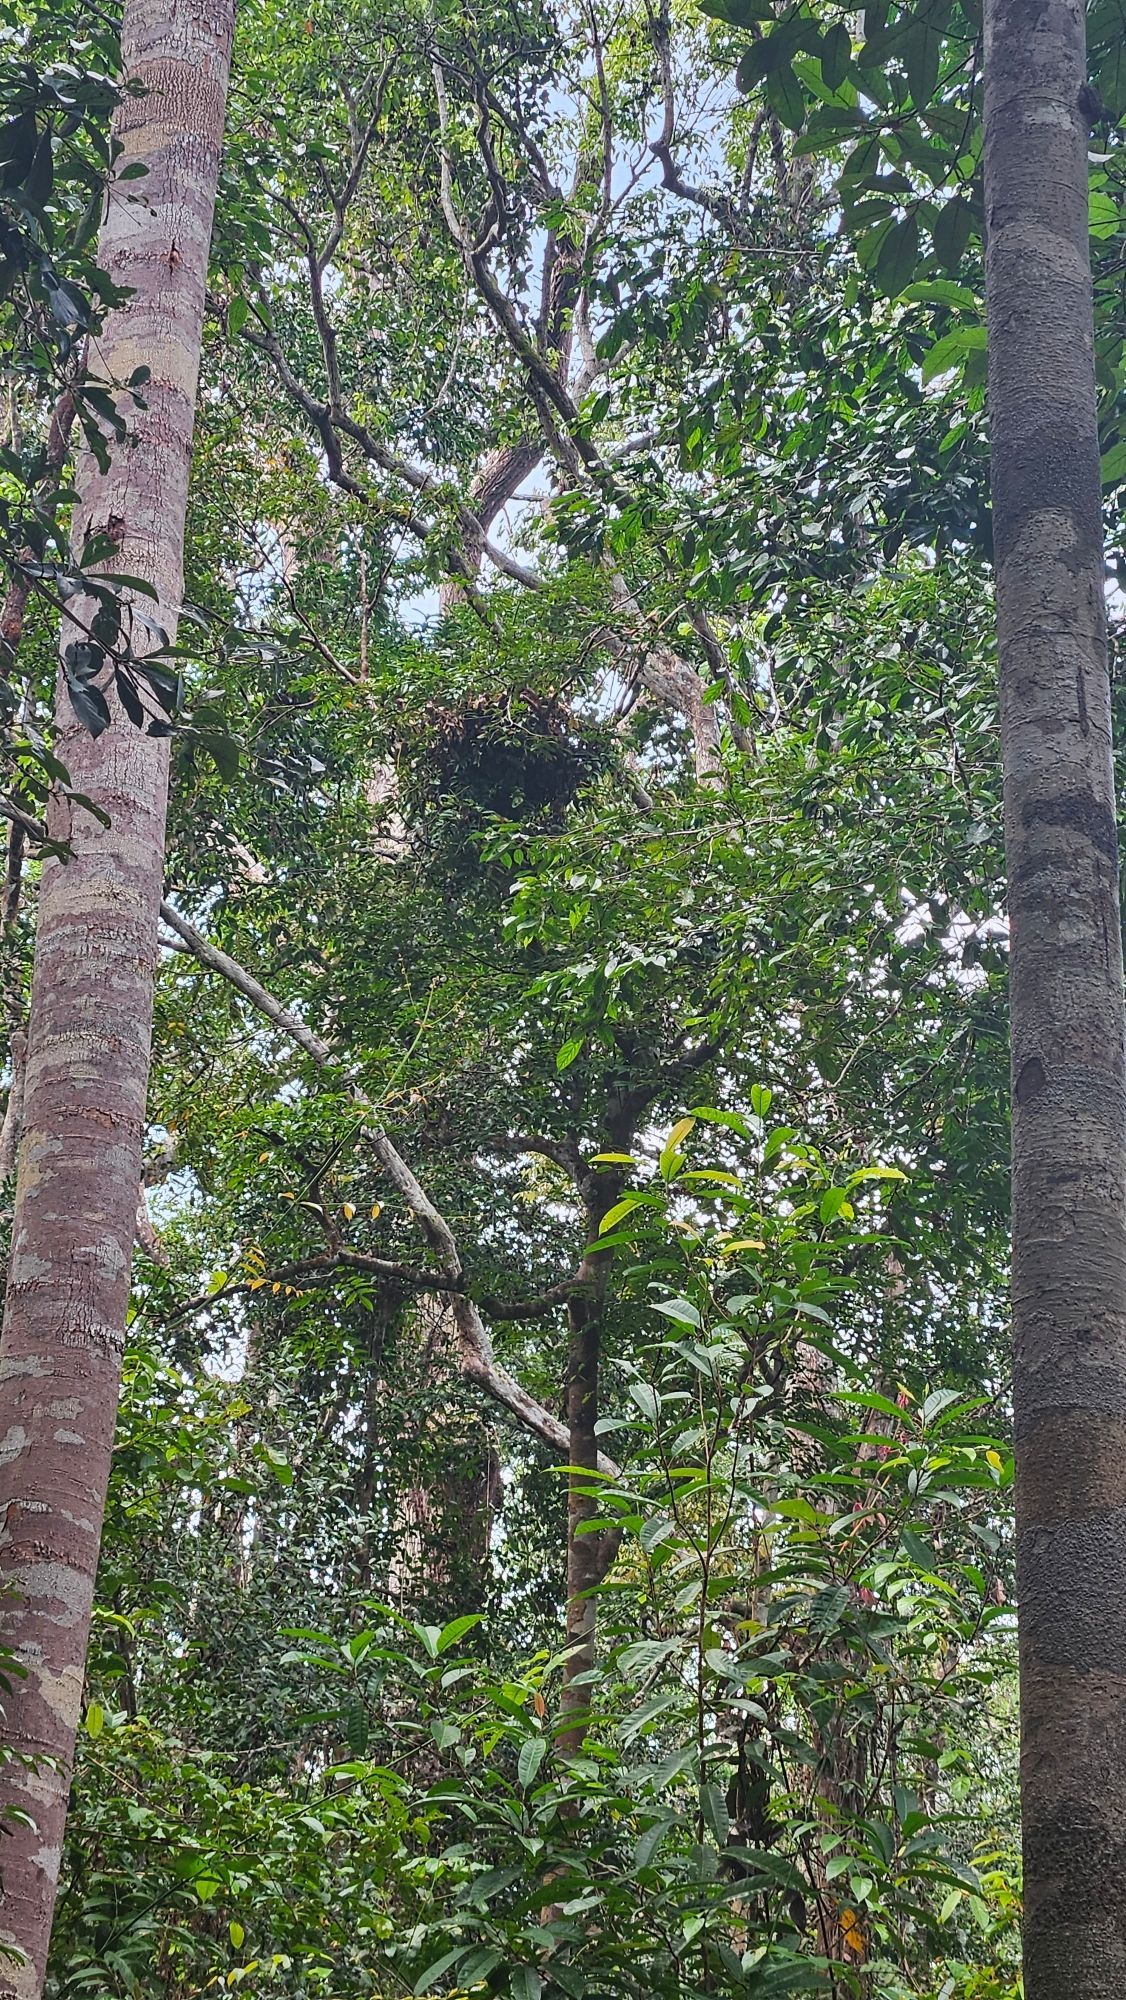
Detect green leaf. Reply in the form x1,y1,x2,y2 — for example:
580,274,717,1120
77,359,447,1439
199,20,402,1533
413,1946,468,1995
228,293,249,335
903,21,941,108
874,212,920,296
698,0,775,19
650,1296,701,1327
701,1781,730,1845
1096,38,1126,117
556,1037,583,1071
517,1734,547,1787
818,1187,854,1224
766,61,805,130
23,129,54,213
932,194,973,271
344,1696,369,1757
633,1813,676,1871
620,1636,683,1677
436,1613,483,1654
84,1701,104,1739
66,680,111,738
202,733,240,782
659,1113,695,1177
0,112,38,186
598,1193,650,1235
900,279,978,308
901,1527,938,1570
1100,437,1126,486
920,1386,964,1425
1089,188,1121,241
628,1380,661,1420
808,1583,850,1633
114,669,145,730
921,323,987,384
820,22,852,91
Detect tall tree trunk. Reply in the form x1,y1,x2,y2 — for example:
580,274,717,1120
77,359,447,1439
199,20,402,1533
0,0,234,1988
558,1182,622,1757
984,6,1126,1996
558,1289,605,1756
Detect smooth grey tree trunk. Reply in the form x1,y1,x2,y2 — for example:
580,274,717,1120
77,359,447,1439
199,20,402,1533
0,0,234,1989
984,2,1126,1994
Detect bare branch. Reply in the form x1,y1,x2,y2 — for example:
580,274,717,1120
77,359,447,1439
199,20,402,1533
134,1191,170,1267
485,1131,586,1179
156,902,618,1471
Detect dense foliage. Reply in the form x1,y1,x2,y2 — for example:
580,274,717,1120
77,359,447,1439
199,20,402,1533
0,0,1123,1992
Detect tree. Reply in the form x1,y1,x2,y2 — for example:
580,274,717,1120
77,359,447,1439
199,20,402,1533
0,0,1113,1991
983,2,1126,1995
0,0,235,1985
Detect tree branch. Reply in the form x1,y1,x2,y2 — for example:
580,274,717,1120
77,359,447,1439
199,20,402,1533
156,902,618,1471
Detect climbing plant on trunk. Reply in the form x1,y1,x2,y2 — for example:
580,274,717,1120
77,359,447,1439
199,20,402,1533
0,0,235,1988
984,3,1126,1995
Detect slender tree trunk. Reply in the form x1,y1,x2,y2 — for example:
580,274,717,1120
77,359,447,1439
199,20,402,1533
558,1182,622,1757
558,1290,604,1755
0,0,234,1989
984,6,1126,1995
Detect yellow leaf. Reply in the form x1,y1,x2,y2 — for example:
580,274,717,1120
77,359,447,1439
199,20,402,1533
271,1283,281,1295
721,1238,766,1255
839,1908,866,1958
258,1151,271,1163
986,1448,1003,1469
342,1202,356,1221
658,1115,696,1179
370,1203,382,1219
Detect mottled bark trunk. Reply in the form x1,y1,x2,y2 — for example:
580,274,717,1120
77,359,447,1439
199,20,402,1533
984,5,1126,1996
0,0,233,1990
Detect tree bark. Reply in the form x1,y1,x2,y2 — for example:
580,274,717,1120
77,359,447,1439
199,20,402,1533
984,5,1126,1995
558,1179,623,1757
0,0,234,1989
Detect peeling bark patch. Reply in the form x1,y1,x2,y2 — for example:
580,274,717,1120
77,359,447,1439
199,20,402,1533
1020,791,1120,865
1016,1054,1047,1104
1018,1409,1126,1522
0,1422,28,1465
1019,1507,1126,1672
990,427,1103,571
